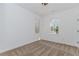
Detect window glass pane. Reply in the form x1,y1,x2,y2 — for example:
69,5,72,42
50,18,59,34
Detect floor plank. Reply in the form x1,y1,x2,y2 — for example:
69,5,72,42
0,40,79,56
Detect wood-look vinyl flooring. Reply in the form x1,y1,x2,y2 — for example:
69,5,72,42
0,40,79,56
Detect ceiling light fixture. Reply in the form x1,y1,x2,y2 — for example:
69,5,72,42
42,3,48,6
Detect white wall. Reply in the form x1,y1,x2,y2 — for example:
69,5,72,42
0,4,40,53
0,4,5,40
1,3,79,53
41,7,79,47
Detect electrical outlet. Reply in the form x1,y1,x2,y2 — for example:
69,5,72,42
38,37,41,40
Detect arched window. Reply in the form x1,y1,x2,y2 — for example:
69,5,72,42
50,18,59,34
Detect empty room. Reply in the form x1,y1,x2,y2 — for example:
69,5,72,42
0,3,79,56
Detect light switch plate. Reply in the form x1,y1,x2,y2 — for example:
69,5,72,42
77,30,79,32
77,19,79,21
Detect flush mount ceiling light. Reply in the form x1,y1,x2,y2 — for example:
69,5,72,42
42,3,48,6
